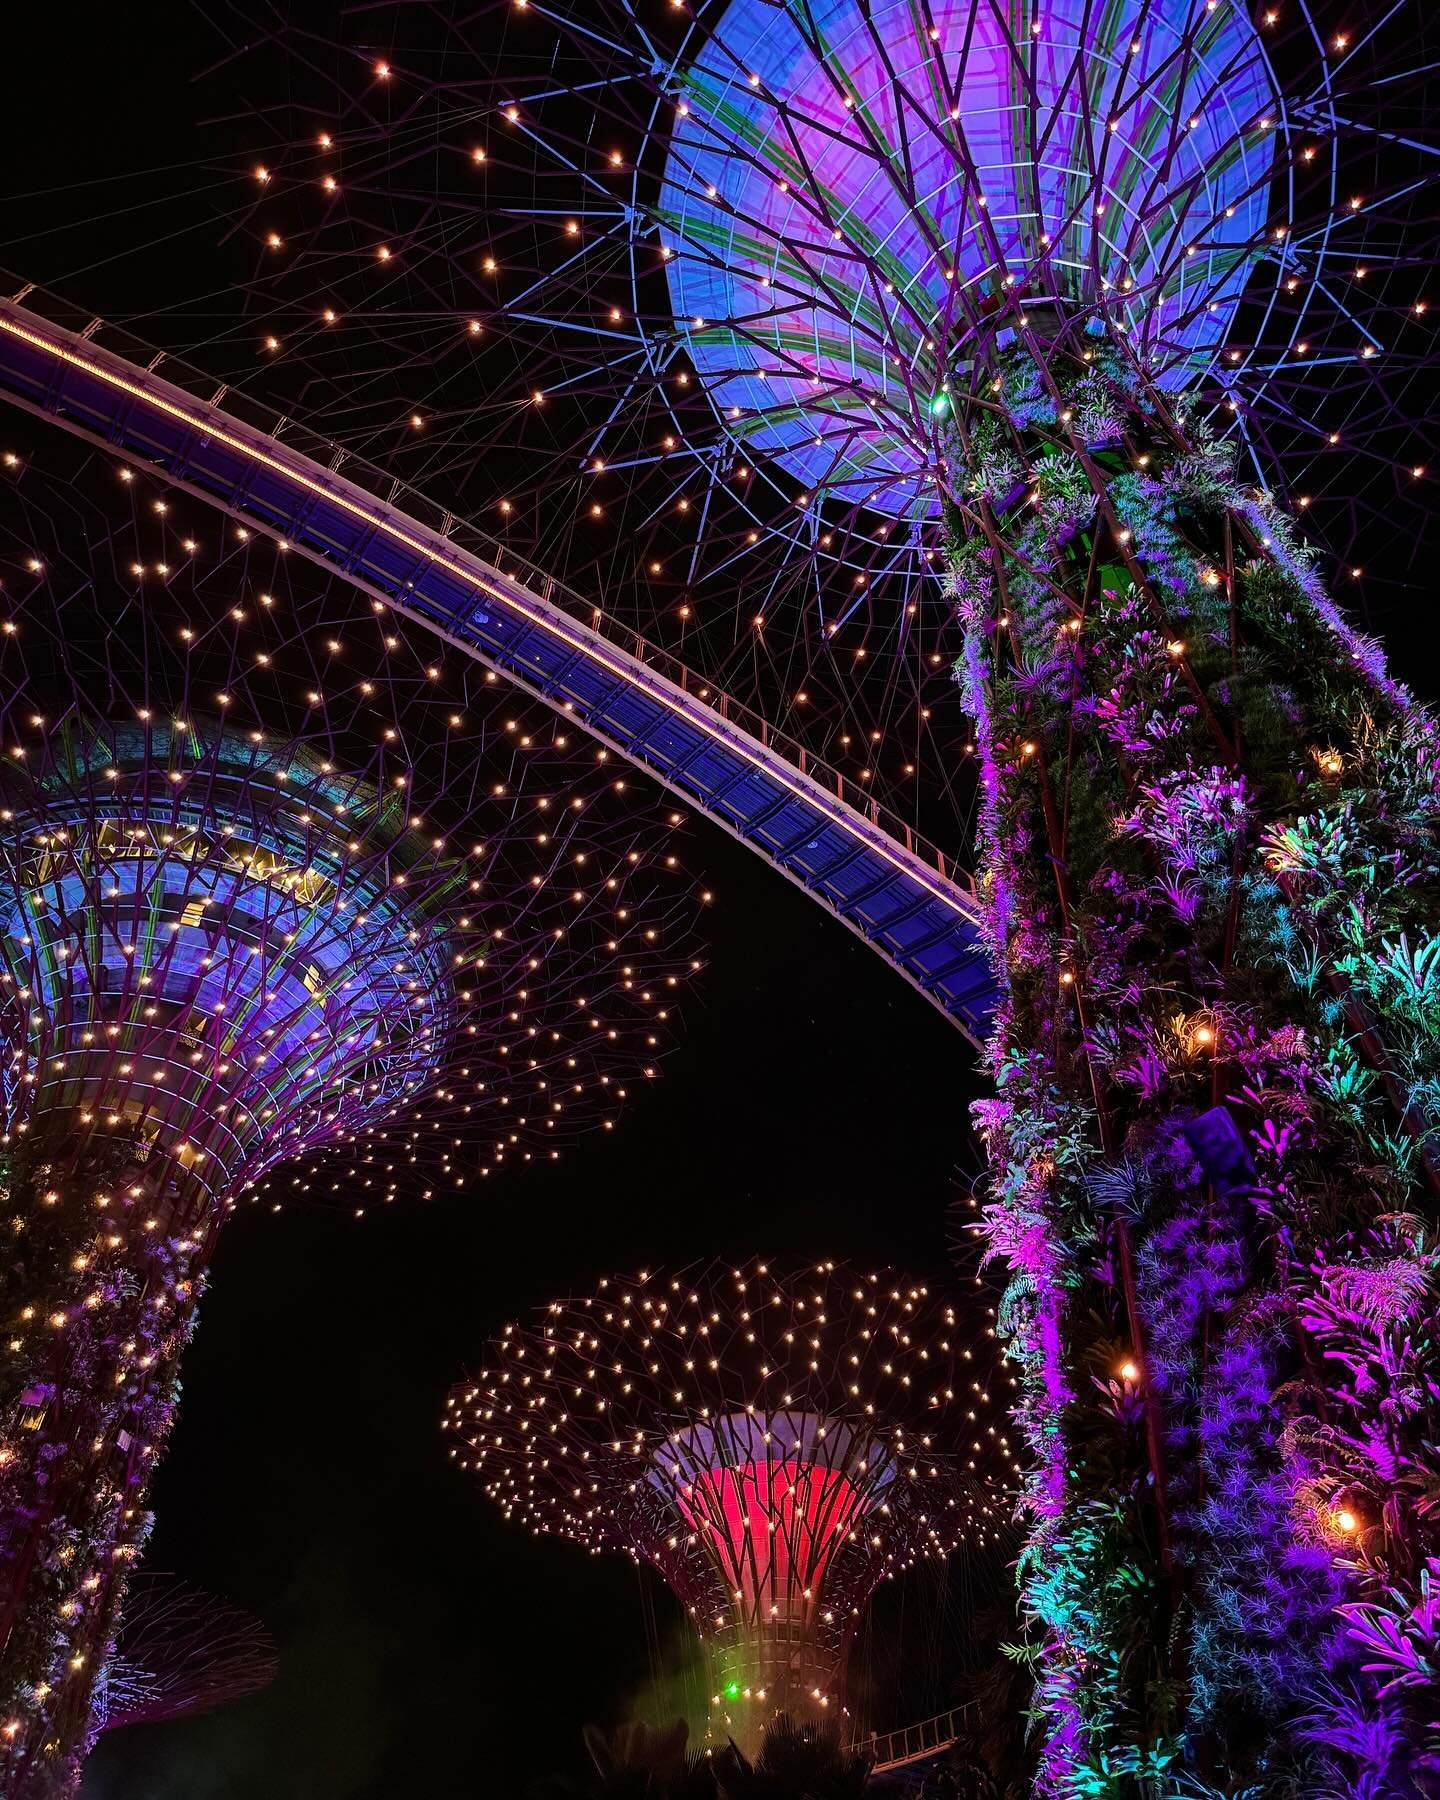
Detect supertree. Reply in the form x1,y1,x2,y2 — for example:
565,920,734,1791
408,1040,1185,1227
3,2,1439,1789
93,1575,277,1733
93,0,1431,863
160,4,1440,1789
0,423,703,1795
445,1257,1018,1755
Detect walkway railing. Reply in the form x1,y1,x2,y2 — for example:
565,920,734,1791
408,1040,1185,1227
856,1702,979,1771
0,279,997,1042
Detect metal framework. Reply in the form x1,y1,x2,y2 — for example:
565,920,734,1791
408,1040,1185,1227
0,420,702,1196
0,293,995,1043
857,1701,978,1772
96,1577,276,1733
1,1,1428,1041
112,0,1436,866
445,1258,1017,1752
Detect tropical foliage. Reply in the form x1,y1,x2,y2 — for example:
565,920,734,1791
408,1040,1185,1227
947,334,1440,1796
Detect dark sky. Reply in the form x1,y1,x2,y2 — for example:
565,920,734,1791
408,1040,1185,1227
3,14,989,1795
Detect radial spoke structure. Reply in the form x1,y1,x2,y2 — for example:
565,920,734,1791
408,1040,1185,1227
446,1258,1017,1753
94,1576,276,1735
78,0,1431,869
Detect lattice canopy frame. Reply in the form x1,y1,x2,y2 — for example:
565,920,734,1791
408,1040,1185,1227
447,1258,1016,1750
95,1576,276,1733
123,0,1439,856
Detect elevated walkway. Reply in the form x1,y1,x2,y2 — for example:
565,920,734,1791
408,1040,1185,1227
0,288,996,1044
856,1703,980,1772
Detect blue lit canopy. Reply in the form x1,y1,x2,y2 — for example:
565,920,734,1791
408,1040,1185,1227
0,722,453,1200
659,0,1279,512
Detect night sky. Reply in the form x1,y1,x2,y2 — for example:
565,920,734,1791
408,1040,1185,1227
6,7,1436,1796
3,15,991,1796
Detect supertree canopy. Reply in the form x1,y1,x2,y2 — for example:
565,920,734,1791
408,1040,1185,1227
0,425,703,1795
0,718,457,1203
446,1259,1017,1753
102,0,1433,862
93,1575,277,1734
653,0,1275,511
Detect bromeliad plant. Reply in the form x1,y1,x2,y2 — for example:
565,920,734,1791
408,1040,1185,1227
947,322,1440,1796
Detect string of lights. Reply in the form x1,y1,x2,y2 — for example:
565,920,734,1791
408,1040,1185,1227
446,1258,1018,1754
0,419,705,1793
0,1,1434,1791
55,0,1429,864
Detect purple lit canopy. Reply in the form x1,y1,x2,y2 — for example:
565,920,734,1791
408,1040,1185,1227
659,0,1279,512
0,431,705,1204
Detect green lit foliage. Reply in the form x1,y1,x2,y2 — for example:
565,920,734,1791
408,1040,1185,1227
946,336,1440,1797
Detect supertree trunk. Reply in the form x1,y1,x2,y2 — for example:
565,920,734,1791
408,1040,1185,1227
0,1127,213,1796
949,317,1440,1796
0,412,703,1798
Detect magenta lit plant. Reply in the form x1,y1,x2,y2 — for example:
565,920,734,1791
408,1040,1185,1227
947,332,1440,1795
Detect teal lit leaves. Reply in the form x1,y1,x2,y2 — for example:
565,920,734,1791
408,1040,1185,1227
954,329,1440,1792
1359,933,1440,1027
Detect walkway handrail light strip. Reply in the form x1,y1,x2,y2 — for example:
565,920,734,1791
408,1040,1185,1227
0,286,997,1042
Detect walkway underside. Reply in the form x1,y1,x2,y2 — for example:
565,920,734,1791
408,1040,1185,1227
0,293,995,1044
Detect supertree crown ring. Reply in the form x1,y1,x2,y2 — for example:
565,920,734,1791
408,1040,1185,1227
658,0,1283,513
446,1257,1017,1752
